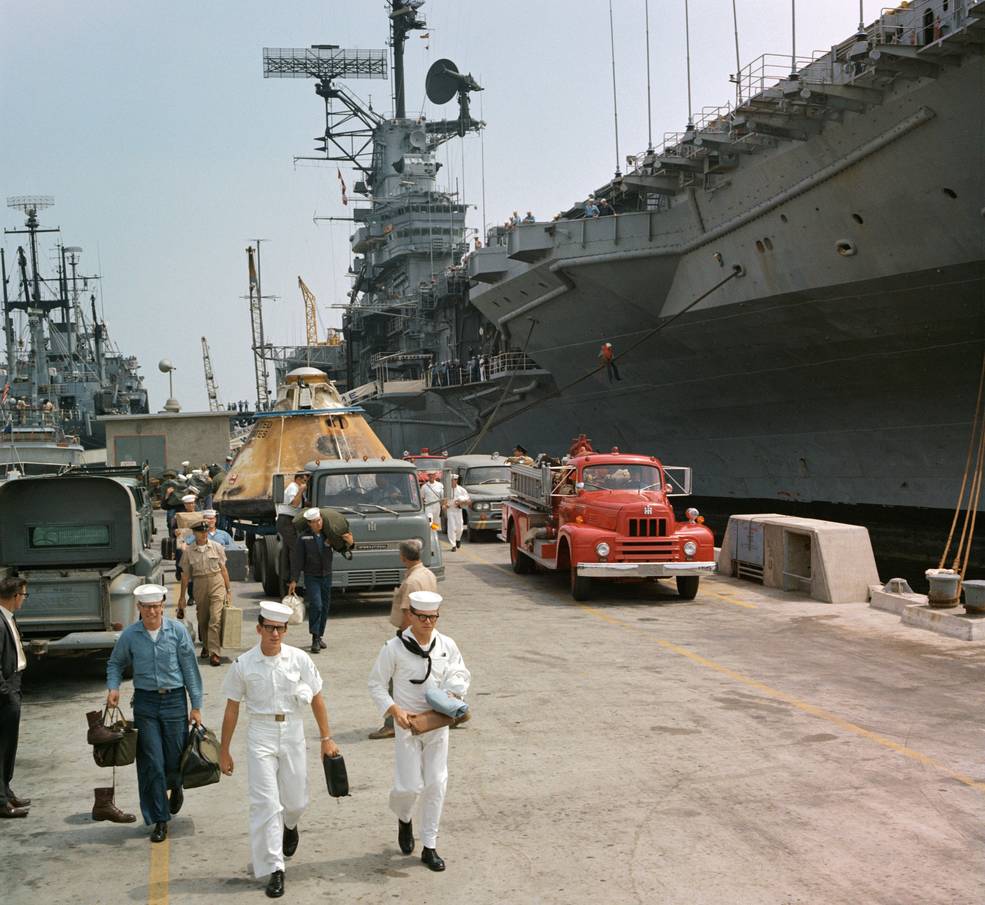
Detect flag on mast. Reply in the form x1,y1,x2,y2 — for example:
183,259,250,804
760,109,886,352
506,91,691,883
337,168,348,206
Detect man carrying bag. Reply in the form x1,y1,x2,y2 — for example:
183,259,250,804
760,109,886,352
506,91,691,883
106,584,204,843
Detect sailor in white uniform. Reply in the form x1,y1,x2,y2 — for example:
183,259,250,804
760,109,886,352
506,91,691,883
445,474,470,551
368,590,470,872
421,472,444,527
219,601,340,899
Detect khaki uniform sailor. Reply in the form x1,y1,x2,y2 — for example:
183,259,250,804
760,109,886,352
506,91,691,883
219,601,339,899
178,521,230,666
445,475,470,550
368,591,470,872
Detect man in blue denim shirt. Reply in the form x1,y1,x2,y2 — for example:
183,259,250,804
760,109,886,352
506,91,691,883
106,584,204,843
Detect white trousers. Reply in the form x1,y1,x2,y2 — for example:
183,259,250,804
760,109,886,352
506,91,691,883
425,501,442,526
247,720,309,878
389,725,449,849
446,508,465,546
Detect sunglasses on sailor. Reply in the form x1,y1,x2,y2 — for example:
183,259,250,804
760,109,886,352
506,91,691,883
409,608,439,622
261,624,288,634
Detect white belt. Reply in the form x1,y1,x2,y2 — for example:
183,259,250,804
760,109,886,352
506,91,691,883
250,712,300,723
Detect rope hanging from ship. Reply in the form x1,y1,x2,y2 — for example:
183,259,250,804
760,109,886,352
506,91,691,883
444,265,744,452
938,343,985,585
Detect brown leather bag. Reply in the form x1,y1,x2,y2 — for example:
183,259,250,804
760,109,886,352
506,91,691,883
92,706,139,767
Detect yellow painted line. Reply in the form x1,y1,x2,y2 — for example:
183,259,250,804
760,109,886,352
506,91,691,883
579,604,985,795
711,591,758,609
148,836,170,905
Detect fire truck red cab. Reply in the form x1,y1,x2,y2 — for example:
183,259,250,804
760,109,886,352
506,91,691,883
402,448,447,484
500,452,716,601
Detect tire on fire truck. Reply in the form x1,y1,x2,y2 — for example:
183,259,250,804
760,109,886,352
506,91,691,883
570,562,592,601
508,522,534,574
676,576,700,600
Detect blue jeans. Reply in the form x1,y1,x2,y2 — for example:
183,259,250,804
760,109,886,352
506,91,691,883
305,574,332,638
133,688,189,825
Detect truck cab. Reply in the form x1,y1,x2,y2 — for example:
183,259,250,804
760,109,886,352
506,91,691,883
403,448,447,484
251,458,443,596
501,452,715,600
0,474,164,656
440,454,512,539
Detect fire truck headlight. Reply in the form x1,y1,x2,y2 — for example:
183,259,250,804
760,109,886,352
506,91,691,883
595,542,610,558
683,540,698,558
685,507,700,523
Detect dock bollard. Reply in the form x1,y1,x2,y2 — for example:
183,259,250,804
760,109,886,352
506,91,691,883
924,568,961,608
961,580,985,615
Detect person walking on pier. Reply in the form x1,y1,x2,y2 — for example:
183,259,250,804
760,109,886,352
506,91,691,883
445,474,470,551
368,541,438,740
368,591,470,872
0,577,30,818
219,601,340,900
421,472,444,526
106,584,203,843
288,508,336,653
276,473,307,586
177,520,231,667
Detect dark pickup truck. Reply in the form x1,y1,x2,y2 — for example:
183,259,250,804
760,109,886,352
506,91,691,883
0,474,164,657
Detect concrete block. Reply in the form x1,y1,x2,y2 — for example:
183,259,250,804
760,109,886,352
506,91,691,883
868,584,928,615
901,604,985,641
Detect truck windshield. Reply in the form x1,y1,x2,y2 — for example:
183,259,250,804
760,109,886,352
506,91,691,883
408,457,444,468
581,464,662,491
464,466,511,484
316,471,421,512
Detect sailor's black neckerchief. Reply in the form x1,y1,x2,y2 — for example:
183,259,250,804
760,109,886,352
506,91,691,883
397,629,437,684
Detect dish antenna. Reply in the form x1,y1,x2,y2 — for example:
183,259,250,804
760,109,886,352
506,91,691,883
159,359,180,412
425,58,483,136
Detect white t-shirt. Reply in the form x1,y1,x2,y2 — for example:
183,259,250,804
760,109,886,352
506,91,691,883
147,627,161,642
276,481,302,517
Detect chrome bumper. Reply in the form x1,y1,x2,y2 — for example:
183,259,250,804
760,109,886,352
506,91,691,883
27,631,123,655
577,560,717,579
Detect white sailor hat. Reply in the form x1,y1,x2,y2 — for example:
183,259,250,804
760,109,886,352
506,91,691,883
181,460,190,467
408,590,442,613
134,584,167,604
203,509,217,518
450,473,459,481
303,507,322,521
181,493,197,503
259,601,293,623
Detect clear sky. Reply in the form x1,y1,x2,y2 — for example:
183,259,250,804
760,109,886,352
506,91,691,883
1,0,880,411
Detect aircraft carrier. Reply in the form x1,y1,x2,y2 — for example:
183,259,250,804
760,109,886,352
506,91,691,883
267,1,985,574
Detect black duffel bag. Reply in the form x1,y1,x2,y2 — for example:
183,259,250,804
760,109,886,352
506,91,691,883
322,753,350,798
179,724,221,789
92,706,139,768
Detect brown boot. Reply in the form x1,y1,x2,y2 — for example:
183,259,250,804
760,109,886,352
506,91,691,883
92,787,136,823
86,710,124,746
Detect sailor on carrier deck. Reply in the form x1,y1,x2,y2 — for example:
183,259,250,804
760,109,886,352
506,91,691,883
368,591,470,872
219,601,340,899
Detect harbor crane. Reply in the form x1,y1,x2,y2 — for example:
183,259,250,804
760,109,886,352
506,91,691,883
298,275,325,347
246,244,272,411
201,336,221,412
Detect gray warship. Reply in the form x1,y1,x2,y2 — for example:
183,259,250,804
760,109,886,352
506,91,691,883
267,1,984,572
1,196,149,467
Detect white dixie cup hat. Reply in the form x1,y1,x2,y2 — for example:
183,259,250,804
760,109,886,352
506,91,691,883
408,590,442,613
259,601,293,622
303,507,322,521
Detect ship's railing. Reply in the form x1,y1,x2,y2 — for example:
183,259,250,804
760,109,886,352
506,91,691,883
488,352,542,379
870,1,968,48
734,53,821,106
425,352,541,388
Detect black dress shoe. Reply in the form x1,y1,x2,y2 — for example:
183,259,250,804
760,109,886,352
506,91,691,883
0,801,28,818
8,794,30,808
150,821,168,843
421,847,446,872
398,819,415,854
168,785,183,815
265,870,285,898
283,824,299,858
310,636,321,653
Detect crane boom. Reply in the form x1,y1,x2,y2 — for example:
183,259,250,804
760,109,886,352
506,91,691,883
201,336,221,412
299,275,320,346
247,245,272,411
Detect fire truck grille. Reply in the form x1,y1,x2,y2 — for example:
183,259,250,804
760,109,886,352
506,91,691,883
627,518,667,537
614,539,676,561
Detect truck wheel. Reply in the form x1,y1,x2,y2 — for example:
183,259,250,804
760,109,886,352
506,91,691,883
676,576,700,600
261,535,282,597
509,524,533,574
570,563,592,601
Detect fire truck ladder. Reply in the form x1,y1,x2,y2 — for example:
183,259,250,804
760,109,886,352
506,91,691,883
201,336,221,412
247,245,272,411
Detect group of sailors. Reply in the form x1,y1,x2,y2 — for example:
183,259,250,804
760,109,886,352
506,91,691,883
427,352,490,387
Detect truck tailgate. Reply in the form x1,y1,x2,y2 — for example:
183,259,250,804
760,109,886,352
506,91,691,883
17,565,124,635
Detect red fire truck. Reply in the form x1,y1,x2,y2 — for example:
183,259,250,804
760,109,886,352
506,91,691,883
500,452,716,601
402,448,447,484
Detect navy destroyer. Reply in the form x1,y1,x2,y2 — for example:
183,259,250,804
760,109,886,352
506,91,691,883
1,196,149,470
266,1,984,573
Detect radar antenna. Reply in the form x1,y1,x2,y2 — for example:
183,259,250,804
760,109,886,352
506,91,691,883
201,336,221,412
425,59,483,137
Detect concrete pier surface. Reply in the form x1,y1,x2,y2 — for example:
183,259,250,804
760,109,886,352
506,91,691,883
2,537,983,905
